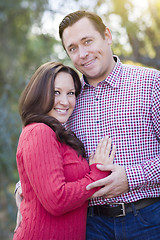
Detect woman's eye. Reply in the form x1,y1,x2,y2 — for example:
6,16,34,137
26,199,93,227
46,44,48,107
68,91,75,95
54,91,60,95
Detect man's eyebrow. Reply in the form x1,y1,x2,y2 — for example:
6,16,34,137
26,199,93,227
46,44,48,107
67,36,93,49
67,43,75,50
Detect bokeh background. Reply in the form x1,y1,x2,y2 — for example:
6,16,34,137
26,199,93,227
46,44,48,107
0,0,160,239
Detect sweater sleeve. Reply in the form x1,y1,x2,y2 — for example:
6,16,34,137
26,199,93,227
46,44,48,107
22,123,109,216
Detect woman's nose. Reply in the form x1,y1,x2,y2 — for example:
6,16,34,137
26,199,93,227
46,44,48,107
59,94,69,105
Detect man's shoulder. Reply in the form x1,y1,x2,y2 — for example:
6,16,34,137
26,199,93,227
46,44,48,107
121,63,159,86
122,62,159,75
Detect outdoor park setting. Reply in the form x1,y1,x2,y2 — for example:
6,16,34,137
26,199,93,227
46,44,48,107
0,0,160,239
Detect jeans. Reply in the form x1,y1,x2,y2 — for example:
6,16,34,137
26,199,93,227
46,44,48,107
86,200,160,240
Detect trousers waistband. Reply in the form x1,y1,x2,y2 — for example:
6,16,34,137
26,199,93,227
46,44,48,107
88,197,160,218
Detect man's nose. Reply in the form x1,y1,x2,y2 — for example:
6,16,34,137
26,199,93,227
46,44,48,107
79,46,88,59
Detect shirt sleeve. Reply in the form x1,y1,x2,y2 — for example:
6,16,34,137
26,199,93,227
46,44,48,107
125,73,160,191
14,180,21,194
22,124,109,216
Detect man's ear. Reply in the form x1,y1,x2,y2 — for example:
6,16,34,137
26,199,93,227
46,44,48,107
104,27,112,45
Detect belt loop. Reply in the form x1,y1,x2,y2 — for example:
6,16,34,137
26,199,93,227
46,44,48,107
97,205,100,216
91,206,94,216
131,203,138,216
88,206,94,217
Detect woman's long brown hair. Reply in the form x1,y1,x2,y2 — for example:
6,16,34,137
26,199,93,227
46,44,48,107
19,61,86,157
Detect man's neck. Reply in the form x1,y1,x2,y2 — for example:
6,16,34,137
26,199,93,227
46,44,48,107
84,60,116,87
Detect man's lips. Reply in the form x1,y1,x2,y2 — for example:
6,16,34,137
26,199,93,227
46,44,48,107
82,58,96,67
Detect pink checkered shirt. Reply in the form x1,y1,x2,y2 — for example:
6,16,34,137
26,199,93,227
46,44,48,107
66,56,160,206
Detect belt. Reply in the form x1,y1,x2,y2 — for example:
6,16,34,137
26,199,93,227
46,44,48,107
88,198,160,218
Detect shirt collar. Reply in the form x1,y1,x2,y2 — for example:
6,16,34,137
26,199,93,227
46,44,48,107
81,55,122,89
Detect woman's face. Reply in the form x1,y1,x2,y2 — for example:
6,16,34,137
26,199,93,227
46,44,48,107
48,71,76,124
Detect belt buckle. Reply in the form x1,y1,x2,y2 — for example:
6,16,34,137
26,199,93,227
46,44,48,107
115,202,126,217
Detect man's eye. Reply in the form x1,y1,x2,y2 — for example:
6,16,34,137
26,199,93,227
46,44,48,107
69,47,76,52
85,39,92,45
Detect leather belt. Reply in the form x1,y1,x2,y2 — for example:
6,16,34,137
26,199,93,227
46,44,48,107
88,198,160,218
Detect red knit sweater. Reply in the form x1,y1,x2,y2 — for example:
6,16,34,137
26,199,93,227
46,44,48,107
13,123,109,240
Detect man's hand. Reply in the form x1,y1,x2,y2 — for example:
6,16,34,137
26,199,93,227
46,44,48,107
14,186,23,232
86,164,129,198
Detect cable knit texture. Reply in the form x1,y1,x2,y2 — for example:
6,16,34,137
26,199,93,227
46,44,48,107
13,123,109,240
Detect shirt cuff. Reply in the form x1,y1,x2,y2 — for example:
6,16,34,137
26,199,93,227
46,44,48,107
125,165,146,191
14,180,21,194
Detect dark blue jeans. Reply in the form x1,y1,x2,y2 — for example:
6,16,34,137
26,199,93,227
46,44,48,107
86,201,160,240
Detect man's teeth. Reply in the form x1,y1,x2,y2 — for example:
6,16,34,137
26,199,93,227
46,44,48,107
83,59,94,66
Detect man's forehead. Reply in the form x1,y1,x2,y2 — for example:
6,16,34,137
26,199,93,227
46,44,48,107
62,18,97,47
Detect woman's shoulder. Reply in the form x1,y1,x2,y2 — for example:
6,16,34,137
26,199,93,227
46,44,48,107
20,123,56,140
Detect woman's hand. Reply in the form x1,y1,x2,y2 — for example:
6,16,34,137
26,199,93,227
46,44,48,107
89,136,116,166
87,137,129,197
14,186,23,232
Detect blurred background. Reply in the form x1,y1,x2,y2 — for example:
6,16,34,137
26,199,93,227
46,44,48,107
0,0,159,239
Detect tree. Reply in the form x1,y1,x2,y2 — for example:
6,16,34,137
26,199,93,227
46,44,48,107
1,0,159,238
54,0,160,69
93,0,160,69
0,0,60,238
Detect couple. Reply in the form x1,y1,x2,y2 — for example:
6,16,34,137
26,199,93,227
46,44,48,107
14,10,160,240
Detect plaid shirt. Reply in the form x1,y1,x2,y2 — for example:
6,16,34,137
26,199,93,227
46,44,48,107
66,56,160,205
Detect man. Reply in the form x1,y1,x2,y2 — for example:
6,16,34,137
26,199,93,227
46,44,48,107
16,10,160,239
59,10,160,239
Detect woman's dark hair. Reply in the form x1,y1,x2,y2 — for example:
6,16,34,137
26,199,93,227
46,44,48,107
19,61,86,157
59,10,106,49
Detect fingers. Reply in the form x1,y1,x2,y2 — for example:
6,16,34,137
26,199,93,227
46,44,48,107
91,136,116,165
91,186,114,198
14,209,22,232
102,137,111,164
14,191,23,232
94,136,110,164
86,176,109,190
110,145,116,163
101,136,111,159
91,187,108,198
99,135,110,156
97,136,115,158
18,186,22,196
15,188,23,209
96,163,113,171
86,164,114,190
102,143,116,165
88,165,129,198
95,136,109,157
94,137,105,157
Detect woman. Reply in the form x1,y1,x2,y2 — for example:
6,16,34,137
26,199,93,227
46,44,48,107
13,62,116,240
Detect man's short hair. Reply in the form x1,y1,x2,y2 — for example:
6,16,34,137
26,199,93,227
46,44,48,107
59,10,106,49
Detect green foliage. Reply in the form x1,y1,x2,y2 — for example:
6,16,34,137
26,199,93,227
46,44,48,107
0,0,160,238
93,0,160,69
0,0,62,238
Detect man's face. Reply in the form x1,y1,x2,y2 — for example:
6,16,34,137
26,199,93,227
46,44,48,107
62,17,115,86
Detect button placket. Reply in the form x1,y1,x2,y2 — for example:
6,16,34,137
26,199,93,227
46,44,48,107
94,86,101,124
